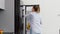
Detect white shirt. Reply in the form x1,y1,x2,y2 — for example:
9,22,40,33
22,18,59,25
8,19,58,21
26,12,42,33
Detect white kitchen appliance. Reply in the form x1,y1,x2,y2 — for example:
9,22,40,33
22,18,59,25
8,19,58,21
20,5,39,34
0,0,5,10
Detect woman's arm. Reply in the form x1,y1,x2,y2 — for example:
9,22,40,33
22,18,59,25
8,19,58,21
26,22,30,30
40,16,42,24
27,14,34,30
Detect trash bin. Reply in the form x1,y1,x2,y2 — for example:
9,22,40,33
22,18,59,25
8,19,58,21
0,30,3,34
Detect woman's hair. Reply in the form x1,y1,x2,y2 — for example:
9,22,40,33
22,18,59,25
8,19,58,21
33,5,40,12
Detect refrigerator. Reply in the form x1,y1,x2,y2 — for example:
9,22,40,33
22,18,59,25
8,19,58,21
20,5,39,34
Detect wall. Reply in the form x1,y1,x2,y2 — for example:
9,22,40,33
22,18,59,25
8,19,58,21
0,0,5,9
40,0,60,34
0,0,14,32
21,0,60,34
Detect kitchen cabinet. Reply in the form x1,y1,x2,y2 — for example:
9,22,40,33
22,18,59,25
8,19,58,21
0,0,5,9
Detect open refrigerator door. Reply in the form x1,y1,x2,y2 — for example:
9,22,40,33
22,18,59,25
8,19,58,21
20,5,39,34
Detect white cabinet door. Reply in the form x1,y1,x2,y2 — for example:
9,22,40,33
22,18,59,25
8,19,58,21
0,0,5,9
21,0,40,5
40,0,60,34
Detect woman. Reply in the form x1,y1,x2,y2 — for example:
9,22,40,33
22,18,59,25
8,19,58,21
27,5,42,34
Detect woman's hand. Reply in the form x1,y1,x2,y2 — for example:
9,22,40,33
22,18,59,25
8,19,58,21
26,23,30,30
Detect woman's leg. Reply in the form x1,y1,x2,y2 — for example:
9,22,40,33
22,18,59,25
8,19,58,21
33,32,40,34
30,29,40,34
36,33,40,34
30,28,32,34
30,28,41,34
